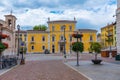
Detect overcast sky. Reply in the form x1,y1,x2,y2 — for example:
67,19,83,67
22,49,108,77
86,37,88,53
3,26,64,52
0,0,117,32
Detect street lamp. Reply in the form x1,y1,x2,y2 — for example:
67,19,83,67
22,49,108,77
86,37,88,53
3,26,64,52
20,42,25,65
63,25,66,59
17,24,20,56
72,31,83,66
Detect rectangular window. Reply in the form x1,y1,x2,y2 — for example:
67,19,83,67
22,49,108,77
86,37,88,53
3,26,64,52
31,36,34,41
61,25,65,31
69,26,72,31
42,36,45,41
20,34,22,37
31,46,34,50
42,46,45,50
61,36,64,40
24,37,26,41
90,35,93,42
52,26,55,31
52,36,55,42
24,34,27,37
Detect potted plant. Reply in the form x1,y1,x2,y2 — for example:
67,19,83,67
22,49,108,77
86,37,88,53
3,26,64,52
90,42,102,64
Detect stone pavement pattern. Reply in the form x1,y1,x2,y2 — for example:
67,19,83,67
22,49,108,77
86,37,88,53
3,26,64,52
67,61,120,80
0,60,88,80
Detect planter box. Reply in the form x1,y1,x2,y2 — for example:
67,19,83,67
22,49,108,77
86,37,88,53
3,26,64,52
101,51,109,57
101,51,117,57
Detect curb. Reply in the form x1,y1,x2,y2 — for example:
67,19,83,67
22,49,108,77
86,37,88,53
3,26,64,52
64,63,92,80
0,65,19,76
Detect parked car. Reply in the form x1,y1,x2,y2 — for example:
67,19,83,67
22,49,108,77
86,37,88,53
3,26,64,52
44,49,50,54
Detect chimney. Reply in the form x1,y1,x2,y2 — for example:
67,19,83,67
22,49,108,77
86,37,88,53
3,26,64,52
74,17,76,21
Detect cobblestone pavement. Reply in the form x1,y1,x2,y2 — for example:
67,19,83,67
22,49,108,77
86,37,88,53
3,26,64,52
67,53,120,64
0,60,88,80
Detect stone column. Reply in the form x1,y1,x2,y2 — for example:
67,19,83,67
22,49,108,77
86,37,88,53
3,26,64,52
116,0,120,53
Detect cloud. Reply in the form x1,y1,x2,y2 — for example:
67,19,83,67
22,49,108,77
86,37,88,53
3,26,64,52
0,0,117,32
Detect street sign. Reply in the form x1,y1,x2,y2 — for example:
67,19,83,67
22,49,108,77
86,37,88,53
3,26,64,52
21,42,24,46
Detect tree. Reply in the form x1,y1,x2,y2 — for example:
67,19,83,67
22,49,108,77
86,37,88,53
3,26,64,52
90,42,101,60
72,42,84,66
33,25,39,30
0,34,9,55
72,42,84,53
33,25,47,31
0,42,6,52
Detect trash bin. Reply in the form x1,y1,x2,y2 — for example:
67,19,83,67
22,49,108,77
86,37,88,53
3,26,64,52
115,55,120,61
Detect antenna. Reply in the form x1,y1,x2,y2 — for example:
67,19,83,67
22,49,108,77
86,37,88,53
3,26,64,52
10,9,13,15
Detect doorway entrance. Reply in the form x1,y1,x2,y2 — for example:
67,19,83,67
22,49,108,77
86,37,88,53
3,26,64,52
60,45,64,52
52,45,55,53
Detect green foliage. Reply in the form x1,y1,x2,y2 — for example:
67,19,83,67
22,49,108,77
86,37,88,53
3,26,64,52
0,42,6,52
72,42,84,53
90,42,101,53
33,25,39,30
20,47,27,54
106,37,113,44
33,25,47,31
88,48,93,53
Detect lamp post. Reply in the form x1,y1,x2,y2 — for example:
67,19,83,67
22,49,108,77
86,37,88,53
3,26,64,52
76,32,79,66
17,24,20,56
63,25,66,59
20,42,25,65
72,31,83,66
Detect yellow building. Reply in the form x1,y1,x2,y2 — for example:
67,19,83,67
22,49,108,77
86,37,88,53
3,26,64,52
75,29,97,52
16,19,97,53
27,30,49,53
101,22,116,49
47,20,77,53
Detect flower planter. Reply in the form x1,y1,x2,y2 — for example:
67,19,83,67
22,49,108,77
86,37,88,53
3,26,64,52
72,33,83,38
91,59,102,64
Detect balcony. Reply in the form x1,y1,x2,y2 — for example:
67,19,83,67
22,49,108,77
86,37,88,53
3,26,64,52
30,41,35,44
58,40,66,44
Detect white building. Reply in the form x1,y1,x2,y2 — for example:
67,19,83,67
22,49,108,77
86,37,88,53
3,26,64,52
0,14,17,55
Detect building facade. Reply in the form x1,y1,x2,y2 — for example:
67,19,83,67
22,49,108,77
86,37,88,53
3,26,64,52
0,14,17,55
116,0,120,53
101,22,116,49
76,29,97,52
15,19,97,53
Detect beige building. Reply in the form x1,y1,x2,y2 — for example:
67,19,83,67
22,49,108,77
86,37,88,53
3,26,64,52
0,14,17,55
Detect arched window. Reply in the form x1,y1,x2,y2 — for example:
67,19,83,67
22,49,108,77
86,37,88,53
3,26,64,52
52,36,55,42
61,35,64,40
